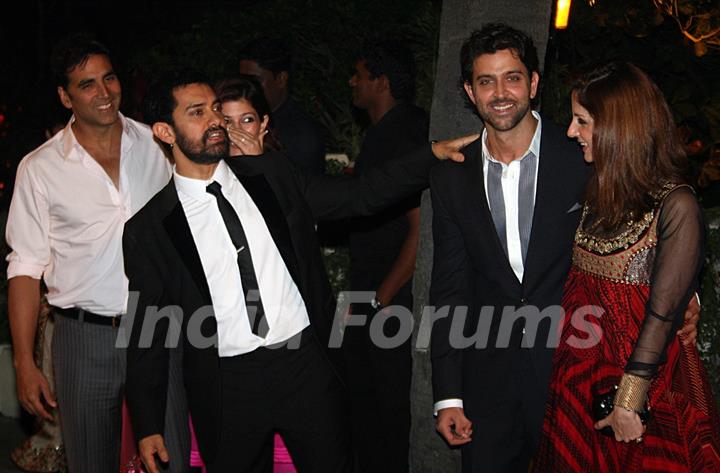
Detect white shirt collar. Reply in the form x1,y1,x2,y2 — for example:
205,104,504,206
481,110,542,164
173,159,233,201
59,112,136,161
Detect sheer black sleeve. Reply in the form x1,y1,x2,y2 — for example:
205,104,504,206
625,187,705,379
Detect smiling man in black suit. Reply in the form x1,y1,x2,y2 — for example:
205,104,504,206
429,23,591,473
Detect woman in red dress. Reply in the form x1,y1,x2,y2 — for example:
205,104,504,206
534,62,720,472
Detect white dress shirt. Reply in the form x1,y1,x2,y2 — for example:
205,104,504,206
482,111,542,282
174,160,310,357
6,114,171,316
434,112,542,415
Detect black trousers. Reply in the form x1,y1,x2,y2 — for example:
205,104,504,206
461,349,550,473
206,330,353,473
343,296,413,473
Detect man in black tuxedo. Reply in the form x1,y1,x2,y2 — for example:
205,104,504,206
430,23,699,473
122,70,472,473
430,25,588,473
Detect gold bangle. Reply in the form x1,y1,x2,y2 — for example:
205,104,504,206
614,373,651,412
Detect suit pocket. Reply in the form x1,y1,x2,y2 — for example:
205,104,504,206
566,202,582,213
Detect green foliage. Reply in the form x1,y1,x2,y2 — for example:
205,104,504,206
543,0,720,152
322,245,351,298
319,156,352,296
699,207,720,400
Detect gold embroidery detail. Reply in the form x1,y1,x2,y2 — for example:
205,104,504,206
575,208,654,255
575,182,680,255
572,183,684,283
572,239,657,285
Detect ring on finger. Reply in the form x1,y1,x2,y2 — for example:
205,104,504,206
635,437,643,443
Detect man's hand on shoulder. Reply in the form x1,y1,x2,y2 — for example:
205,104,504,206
436,406,473,446
678,294,700,347
431,134,480,163
139,434,169,473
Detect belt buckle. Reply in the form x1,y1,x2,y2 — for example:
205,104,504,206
111,316,121,328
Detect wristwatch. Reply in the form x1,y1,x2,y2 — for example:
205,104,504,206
370,297,384,311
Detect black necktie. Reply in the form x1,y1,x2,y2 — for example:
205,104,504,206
206,181,268,337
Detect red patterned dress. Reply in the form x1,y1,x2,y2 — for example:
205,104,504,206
535,185,720,472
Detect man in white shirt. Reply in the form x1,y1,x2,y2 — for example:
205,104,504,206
6,34,188,473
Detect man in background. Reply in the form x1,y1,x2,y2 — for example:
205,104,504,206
238,37,326,174
345,39,429,473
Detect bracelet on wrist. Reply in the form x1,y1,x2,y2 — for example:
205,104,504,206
614,373,651,412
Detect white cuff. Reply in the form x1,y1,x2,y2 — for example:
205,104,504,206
433,398,463,417
7,261,45,280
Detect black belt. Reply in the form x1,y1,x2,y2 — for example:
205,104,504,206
53,307,123,328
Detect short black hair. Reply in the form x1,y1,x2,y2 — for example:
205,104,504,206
358,39,416,103
143,68,211,127
50,32,111,89
237,37,291,76
460,23,539,84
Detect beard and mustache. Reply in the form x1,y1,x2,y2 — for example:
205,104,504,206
477,98,531,132
175,125,230,164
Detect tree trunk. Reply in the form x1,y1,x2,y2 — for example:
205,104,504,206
411,1,553,471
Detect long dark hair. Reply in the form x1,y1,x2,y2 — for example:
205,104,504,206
573,62,688,228
214,75,281,151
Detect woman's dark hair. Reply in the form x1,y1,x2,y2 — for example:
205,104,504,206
573,61,688,228
214,75,281,151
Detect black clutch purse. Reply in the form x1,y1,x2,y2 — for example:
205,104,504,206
592,385,650,437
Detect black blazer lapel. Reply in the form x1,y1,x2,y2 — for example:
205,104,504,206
160,181,213,304
466,143,521,284
522,128,568,290
226,159,302,288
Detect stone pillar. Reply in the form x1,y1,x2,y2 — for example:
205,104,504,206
410,1,553,471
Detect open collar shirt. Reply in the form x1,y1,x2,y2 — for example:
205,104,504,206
6,114,171,316
481,110,542,282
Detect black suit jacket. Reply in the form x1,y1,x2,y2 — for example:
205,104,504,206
429,120,590,409
123,149,436,461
